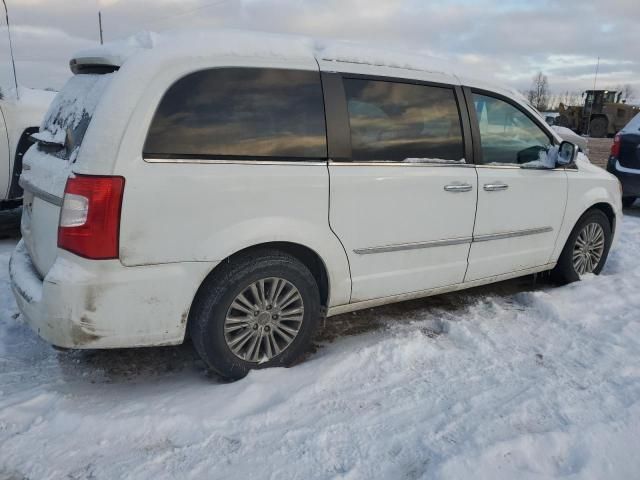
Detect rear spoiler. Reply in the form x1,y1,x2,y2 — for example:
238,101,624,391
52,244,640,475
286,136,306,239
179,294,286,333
70,57,120,75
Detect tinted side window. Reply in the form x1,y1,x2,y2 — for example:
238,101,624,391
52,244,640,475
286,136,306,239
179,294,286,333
473,93,552,165
144,68,327,159
343,78,464,162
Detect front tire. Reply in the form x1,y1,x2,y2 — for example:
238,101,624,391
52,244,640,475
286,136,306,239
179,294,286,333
189,249,321,380
589,116,608,138
552,209,612,284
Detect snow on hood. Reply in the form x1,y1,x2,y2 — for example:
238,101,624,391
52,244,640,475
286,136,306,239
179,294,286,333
552,125,588,152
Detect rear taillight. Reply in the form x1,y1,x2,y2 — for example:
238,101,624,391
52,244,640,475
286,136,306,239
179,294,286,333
58,175,125,259
610,133,621,158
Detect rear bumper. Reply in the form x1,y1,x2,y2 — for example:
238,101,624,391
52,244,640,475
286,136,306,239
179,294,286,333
10,240,215,349
607,158,640,197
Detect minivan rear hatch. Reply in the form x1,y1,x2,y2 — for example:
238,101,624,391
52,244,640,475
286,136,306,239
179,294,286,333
21,73,114,278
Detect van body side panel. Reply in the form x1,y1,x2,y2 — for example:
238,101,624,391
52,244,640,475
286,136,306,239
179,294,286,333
118,160,352,307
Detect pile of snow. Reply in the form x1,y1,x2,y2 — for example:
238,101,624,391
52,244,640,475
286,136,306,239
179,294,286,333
2,216,640,478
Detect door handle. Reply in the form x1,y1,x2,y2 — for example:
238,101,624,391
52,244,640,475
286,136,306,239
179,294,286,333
444,183,473,193
483,183,509,192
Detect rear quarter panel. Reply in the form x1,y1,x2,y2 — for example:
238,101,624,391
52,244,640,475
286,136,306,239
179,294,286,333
117,160,352,307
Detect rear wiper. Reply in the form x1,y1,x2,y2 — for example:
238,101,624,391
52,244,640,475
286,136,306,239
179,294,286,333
30,130,65,150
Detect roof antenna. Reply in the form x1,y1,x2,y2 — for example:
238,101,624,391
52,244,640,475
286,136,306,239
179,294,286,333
2,0,19,100
98,11,104,45
586,56,600,137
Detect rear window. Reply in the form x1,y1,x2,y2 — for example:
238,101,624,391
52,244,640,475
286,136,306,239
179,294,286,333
36,73,113,161
143,67,327,160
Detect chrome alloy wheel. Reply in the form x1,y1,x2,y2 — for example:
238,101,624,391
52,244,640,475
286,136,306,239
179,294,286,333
224,277,304,363
572,222,605,276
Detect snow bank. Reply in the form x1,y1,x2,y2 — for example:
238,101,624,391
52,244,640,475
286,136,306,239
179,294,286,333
2,215,640,478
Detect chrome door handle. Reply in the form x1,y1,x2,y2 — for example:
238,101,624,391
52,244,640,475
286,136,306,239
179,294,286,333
444,183,473,193
484,183,509,192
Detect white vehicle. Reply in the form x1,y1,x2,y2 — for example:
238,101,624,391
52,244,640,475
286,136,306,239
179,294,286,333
10,31,622,379
0,87,55,209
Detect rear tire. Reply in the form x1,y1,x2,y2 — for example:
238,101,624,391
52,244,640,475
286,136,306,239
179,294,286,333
189,249,321,380
552,209,612,284
622,196,637,208
589,116,608,138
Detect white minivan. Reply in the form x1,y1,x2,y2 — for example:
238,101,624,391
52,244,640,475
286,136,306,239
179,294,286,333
10,31,621,379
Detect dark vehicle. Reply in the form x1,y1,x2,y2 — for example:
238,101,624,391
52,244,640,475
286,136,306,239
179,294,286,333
607,113,640,207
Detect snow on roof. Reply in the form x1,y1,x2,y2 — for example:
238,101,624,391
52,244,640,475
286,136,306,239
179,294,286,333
71,29,317,69
319,42,448,75
71,31,159,69
71,29,454,76
70,29,528,105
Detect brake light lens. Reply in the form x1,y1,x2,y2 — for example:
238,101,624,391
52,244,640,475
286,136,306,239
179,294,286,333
610,133,621,158
58,175,125,259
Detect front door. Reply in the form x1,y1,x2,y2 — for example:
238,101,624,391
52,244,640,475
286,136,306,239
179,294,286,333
465,91,568,281
328,76,478,302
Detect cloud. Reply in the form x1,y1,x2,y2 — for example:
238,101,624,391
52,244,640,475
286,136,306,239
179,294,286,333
2,0,639,96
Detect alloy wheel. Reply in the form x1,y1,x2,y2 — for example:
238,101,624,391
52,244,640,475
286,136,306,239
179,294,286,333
223,277,304,363
572,222,605,276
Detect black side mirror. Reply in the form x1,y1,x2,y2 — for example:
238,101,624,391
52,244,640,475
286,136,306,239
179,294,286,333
558,141,578,166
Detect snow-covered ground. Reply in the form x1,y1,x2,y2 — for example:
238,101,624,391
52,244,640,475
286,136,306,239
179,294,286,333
2,211,640,479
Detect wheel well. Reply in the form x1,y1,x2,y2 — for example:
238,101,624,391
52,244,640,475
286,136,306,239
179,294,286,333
204,242,330,309
589,202,616,232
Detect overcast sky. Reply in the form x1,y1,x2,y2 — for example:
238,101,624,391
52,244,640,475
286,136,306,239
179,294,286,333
1,0,638,99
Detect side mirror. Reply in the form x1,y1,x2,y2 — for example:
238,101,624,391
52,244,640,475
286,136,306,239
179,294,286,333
558,141,578,166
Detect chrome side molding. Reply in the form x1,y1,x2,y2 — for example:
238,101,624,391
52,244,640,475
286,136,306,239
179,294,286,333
354,227,553,255
354,237,473,255
472,226,553,243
